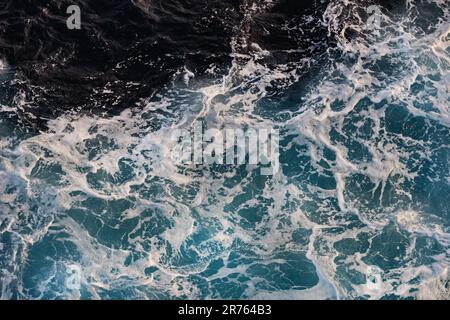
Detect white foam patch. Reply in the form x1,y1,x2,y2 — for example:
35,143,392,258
0,0,449,300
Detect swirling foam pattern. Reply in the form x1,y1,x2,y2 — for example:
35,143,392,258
0,0,449,299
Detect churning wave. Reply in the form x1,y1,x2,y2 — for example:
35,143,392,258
0,0,449,299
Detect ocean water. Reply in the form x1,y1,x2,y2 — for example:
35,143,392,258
0,0,449,299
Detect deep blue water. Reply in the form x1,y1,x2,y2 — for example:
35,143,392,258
0,0,449,299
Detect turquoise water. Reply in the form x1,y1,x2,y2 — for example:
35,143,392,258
0,0,449,299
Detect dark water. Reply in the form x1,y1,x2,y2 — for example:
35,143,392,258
0,0,449,299
0,0,329,128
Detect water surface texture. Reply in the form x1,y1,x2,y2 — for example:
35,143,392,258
0,0,449,299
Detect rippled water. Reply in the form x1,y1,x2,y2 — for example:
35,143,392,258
0,0,449,299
